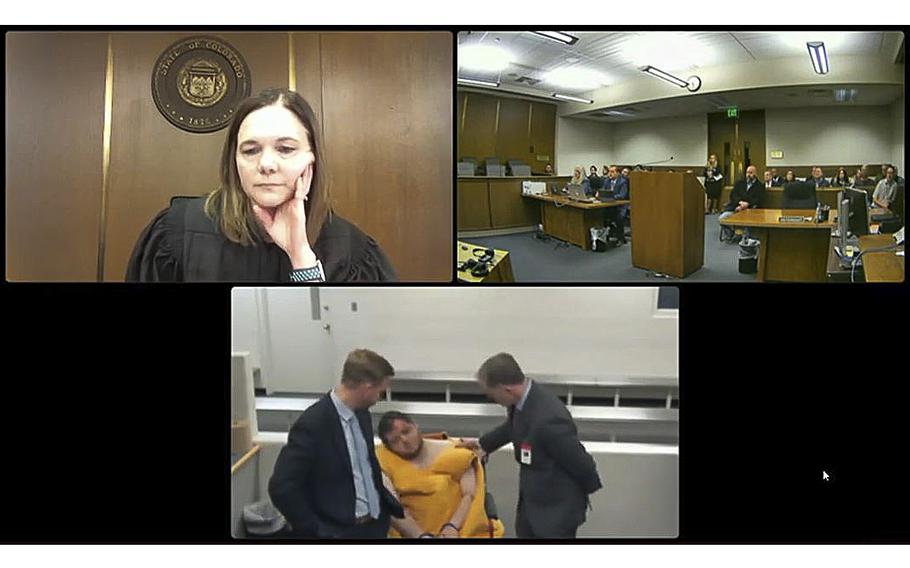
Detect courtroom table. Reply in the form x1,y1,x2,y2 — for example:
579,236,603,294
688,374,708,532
719,208,836,282
719,185,843,209
524,193,630,250
456,240,515,283
458,175,570,234
858,234,905,282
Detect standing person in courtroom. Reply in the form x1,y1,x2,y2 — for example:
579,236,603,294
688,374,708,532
458,353,602,538
269,349,403,538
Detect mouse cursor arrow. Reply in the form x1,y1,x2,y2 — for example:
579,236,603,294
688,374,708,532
822,471,830,481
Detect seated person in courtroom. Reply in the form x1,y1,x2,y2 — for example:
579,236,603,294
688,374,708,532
762,170,774,189
830,167,850,187
872,165,900,209
770,168,784,187
785,170,796,183
598,165,630,244
854,165,875,188
376,411,505,538
809,166,830,188
588,165,604,191
569,165,592,196
719,165,765,243
544,163,554,175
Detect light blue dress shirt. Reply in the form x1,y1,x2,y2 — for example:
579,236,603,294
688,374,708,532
329,390,381,519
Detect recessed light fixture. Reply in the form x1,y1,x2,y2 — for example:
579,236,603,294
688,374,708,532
640,65,702,92
543,67,607,91
834,88,857,102
457,77,500,88
552,93,593,104
602,110,634,117
807,41,829,74
531,31,579,45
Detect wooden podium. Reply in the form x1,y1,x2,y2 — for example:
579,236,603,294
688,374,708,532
630,171,705,278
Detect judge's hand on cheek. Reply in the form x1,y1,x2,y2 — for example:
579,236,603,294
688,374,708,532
252,160,317,269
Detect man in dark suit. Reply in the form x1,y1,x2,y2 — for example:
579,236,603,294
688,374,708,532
770,168,784,187
719,165,765,243
269,349,404,538
459,353,602,538
598,165,630,244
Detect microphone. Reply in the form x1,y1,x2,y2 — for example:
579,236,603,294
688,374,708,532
643,156,674,166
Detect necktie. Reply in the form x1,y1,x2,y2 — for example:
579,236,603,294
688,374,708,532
348,415,381,518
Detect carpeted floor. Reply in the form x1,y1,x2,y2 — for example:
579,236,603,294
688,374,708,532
462,213,758,282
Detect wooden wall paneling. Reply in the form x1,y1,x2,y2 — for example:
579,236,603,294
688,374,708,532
529,102,556,171
457,179,492,230
488,180,540,228
495,97,529,165
291,33,323,133
103,32,288,281
459,92,498,163
318,32,452,282
5,32,108,281
740,109,766,179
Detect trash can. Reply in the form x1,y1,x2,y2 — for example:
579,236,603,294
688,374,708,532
738,237,760,274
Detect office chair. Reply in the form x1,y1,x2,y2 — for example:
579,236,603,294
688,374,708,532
781,181,818,209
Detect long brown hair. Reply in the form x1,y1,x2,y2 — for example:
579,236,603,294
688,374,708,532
205,88,331,246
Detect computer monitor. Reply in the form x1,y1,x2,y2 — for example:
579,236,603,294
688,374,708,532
844,187,869,238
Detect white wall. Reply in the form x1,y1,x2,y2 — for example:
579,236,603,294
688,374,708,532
610,114,707,167
766,106,892,166
231,289,261,371
555,117,611,175
233,287,679,394
891,94,904,174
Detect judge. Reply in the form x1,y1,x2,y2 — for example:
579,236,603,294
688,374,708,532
126,88,396,282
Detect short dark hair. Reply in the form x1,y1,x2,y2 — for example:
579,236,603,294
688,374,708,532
477,352,525,387
377,411,415,446
341,349,394,387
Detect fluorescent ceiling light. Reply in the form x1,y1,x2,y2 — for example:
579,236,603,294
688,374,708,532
640,65,689,88
542,67,606,91
531,31,579,45
458,44,512,72
807,41,829,74
602,110,634,117
457,77,500,88
552,93,593,104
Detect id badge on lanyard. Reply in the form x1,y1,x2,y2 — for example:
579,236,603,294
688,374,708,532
520,442,532,465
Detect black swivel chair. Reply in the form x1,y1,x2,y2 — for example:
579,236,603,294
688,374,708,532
781,181,818,209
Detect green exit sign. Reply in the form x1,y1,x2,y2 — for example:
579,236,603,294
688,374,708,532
727,107,738,118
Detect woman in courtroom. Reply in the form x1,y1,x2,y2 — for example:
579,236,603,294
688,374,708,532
126,88,396,282
703,154,723,214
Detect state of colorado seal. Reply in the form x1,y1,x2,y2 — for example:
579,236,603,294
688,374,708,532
152,36,251,133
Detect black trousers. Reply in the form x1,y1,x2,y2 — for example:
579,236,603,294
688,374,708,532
320,512,390,539
516,497,578,539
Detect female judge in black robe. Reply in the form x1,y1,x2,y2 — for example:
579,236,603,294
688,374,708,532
126,88,396,282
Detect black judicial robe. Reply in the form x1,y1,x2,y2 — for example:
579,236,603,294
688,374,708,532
125,196,397,282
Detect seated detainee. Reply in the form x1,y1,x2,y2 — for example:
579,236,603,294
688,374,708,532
719,165,765,243
376,411,505,538
872,165,900,209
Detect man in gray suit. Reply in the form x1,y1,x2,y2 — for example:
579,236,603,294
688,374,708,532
459,353,602,538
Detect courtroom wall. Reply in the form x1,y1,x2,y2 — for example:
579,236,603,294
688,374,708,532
610,114,708,168
232,288,679,394
891,94,904,174
765,106,892,167
555,117,612,175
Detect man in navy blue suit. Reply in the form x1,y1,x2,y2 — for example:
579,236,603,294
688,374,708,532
269,349,404,538
597,165,630,244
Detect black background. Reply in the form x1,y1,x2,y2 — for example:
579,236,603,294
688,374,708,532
0,282,907,543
